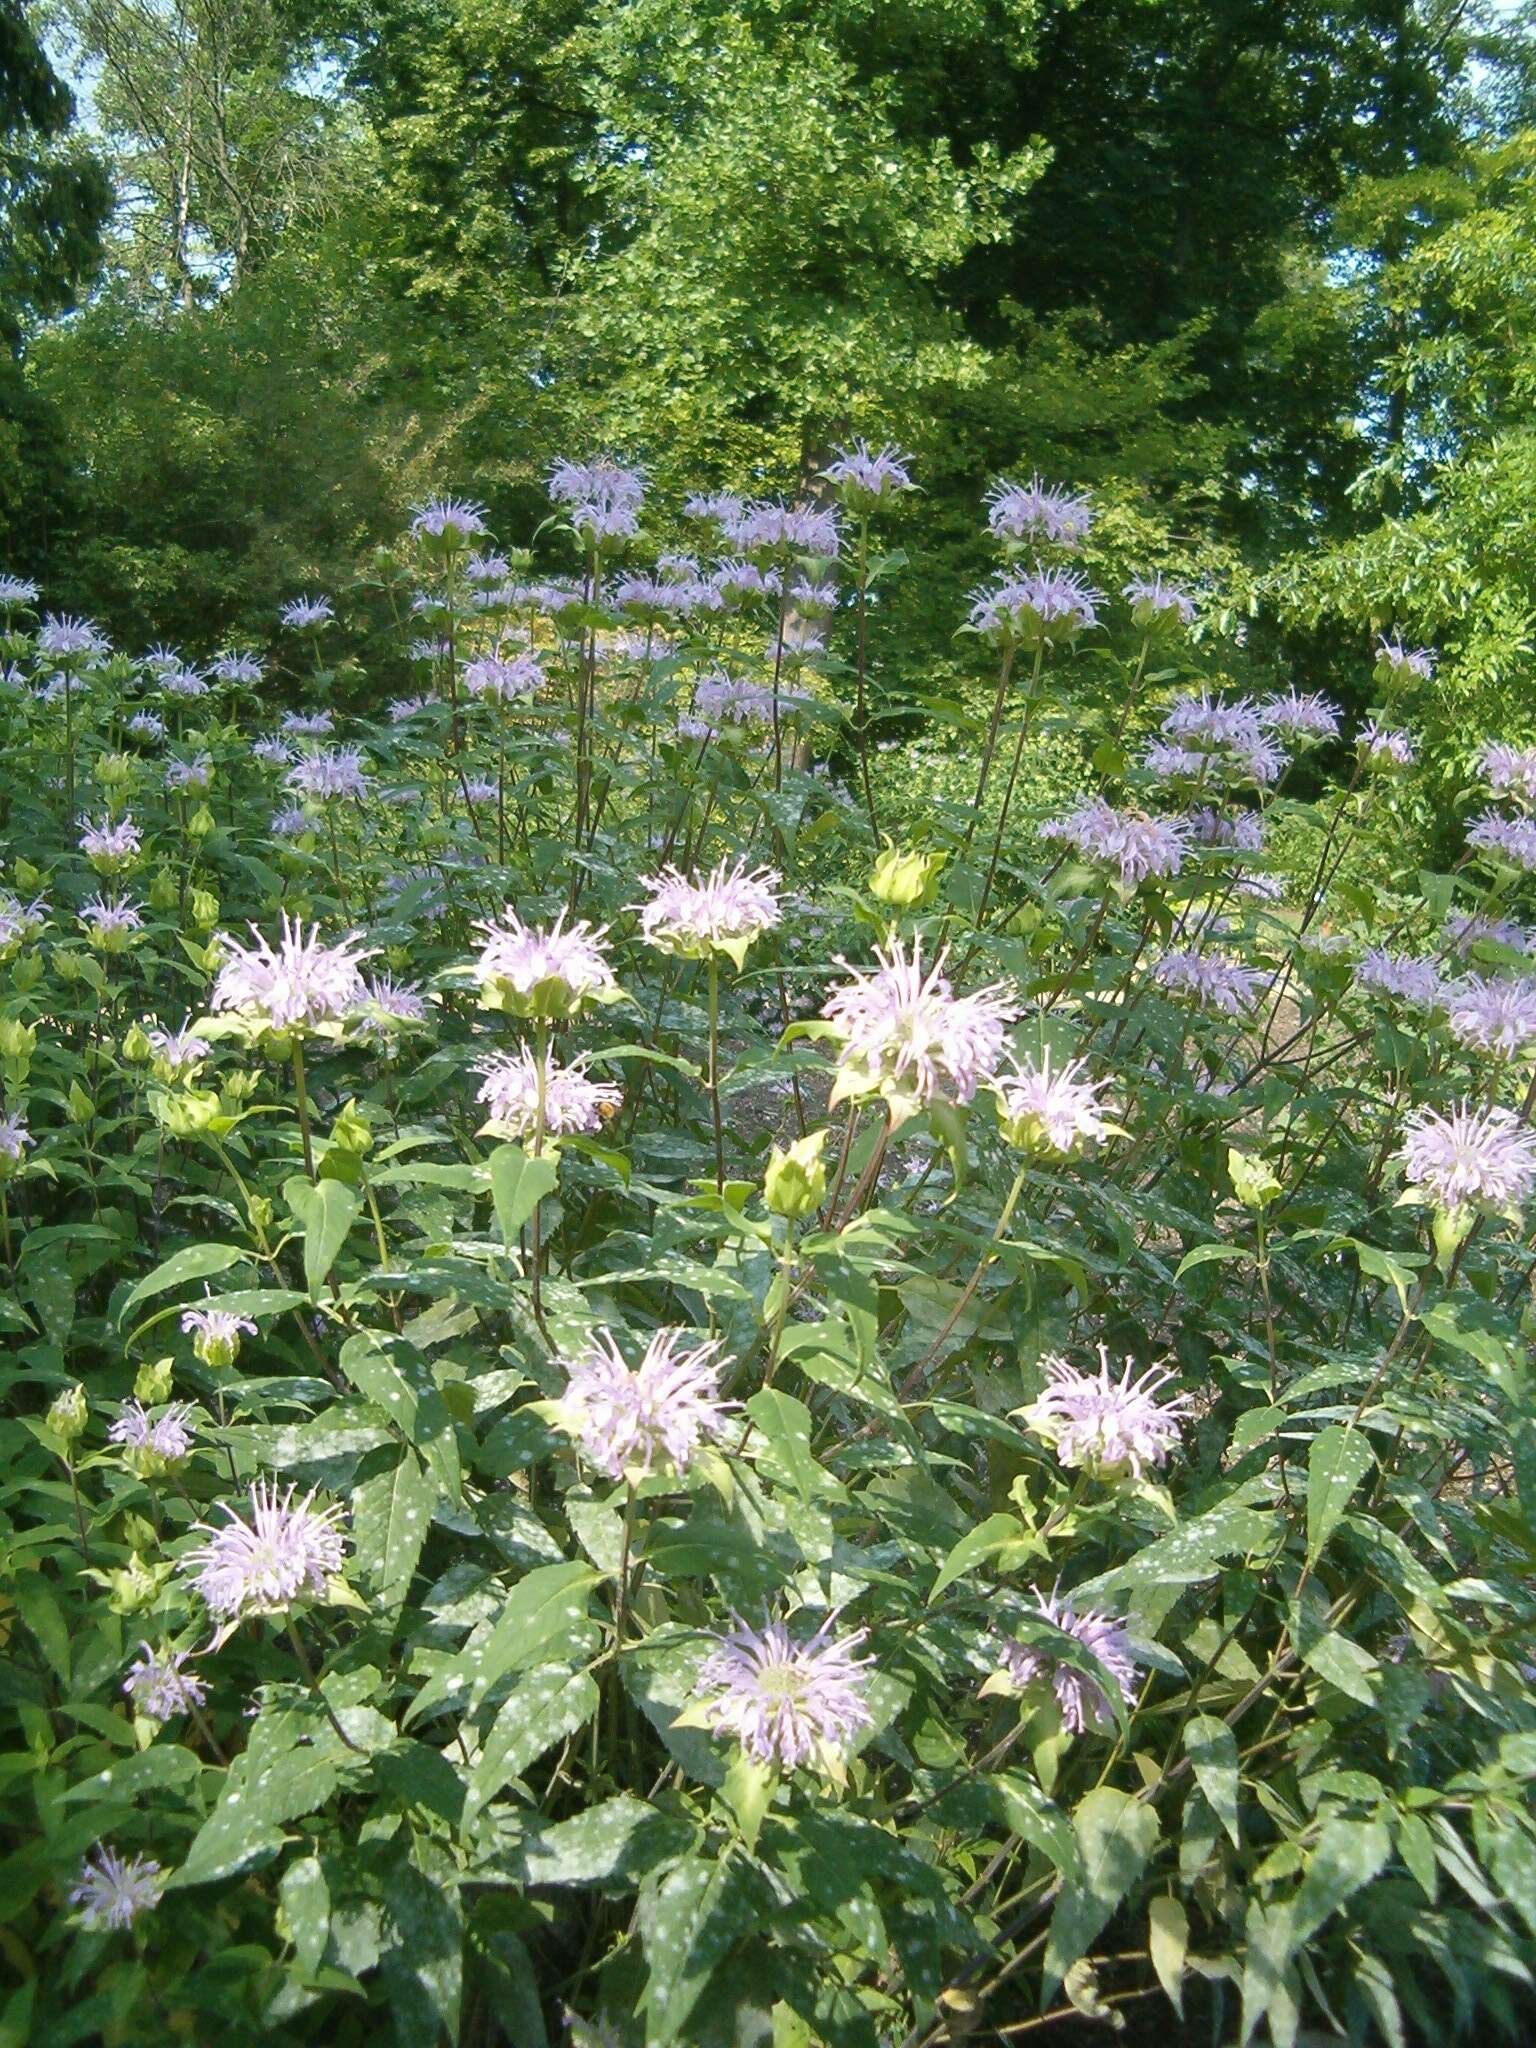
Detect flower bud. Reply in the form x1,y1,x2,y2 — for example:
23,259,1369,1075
134,1356,174,1404
148,868,178,912
187,804,215,841
97,751,137,790
153,1085,222,1137
329,1099,373,1158
869,843,945,911
48,1383,88,1443
12,952,42,992
14,858,39,892
122,1021,153,1065
1228,1146,1280,1212
0,1016,36,1064
189,888,219,929
764,1128,829,1219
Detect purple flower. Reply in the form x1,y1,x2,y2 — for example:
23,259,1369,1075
1444,974,1536,1056
185,1479,347,1628
1186,806,1264,852
968,567,1102,642
560,1327,733,1480
1123,574,1196,626
80,814,141,868
1375,636,1434,685
124,1643,207,1722
995,1590,1138,1735
1023,1349,1190,1479
360,973,428,1025
824,440,915,503
286,746,368,802
37,613,107,661
0,1112,32,1163
69,1846,163,1931
279,596,333,630
477,1048,621,1141
822,937,1017,1121
1445,913,1532,959
712,558,776,602
411,495,488,541
1040,797,1190,886
164,753,212,793
281,711,334,737
1360,720,1415,767
146,1023,211,1074
180,1307,257,1370
408,637,451,664
994,1051,1114,1157
1478,742,1536,807
637,858,782,961
547,456,646,541
1152,948,1265,1014
465,551,512,584
126,711,165,741
252,737,293,766
161,669,208,700
464,652,542,701
0,575,39,607
1258,689,1341,739
1468,809,1536,870
691,674,780,731
109,1400,194,1462
211,914,373,1033
684,491,745,525
699,1613,873,1771
472,909,618,1018
986,475,1092,548
1398,1101,1536,1214
723,499,841,558
388,695,433,723
80,895,143,948
211,651,263,684
1354,948,1442,1009
271,804,310,839
141,645,181,675
463,776,499,804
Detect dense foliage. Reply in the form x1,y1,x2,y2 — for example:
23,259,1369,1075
3,459,1536,2047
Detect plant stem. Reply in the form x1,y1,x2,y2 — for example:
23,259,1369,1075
707,953,724,1193
292,1040,316,1181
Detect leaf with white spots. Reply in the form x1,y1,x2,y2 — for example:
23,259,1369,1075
352,1448,436,1618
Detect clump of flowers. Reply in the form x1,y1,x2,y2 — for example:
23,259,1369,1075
80,814,142,874
993,1051,1115,1157
109,1400,194,1469
80,894,143,953
184,1479,347,1638
558,1327,732,1480
182,1305,258,1369
1022,1348,1191,1480
211,914,373,1037
986,475,1092,548
279,596,333,629
286,746,369,803
988,1591,1139,1736
1443,973,1536,1057
636,858,782,965
1040,797,1190,888
1354,948,1442,1009
1123,573,1196,628
1375,636,1434,687
472,909,620,1020
69,1846,163,1931
1398,1101,1536,1219
822,937,1018,1124
1153,948,1265,1015
824,440,915,506
1361,721,1415,769
695,1613,873,1774
1258,688,1341,740
477,1049,621,1141
1468,809,1536,870
124,1644,207,1723
547,456,646,541
968,567,1102,644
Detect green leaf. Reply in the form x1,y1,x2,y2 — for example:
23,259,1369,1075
1174,1243,1250,1281
285,1175,364,1296
381,1847,463,2047
516,1796,693,1889
280,1855,330,1977
488,1143,559,1246
744,1388,843,1501
119,1241,247,1321
464,1664,600,1827
1306,1426,1375,1563
928,1511,1023,1604
638,1855,755,2044
1148,1895,1188,2015
352,1449,436,1617
405,1560,598,1728
1300,1630,1379,1704
339,1331,461,1503
1291,1818,1392,1942
1045,1788,1161,1991
1184,1715,1241,1847
1074,1497,1274,1598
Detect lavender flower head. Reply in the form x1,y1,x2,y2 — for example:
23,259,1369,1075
696,1613,874,1774
145,1023,211,1077
1468,808,1536,871
1187,806,1265,852
637,858,782,965
0,1112,33,1165
1354,949,1442,1010
286,745,369,803
80,814,142,871
124,1643,207,1722
986,475,1093,548
181,1305,258,1368
1258,689,1341,740
1123,574,1196,627
1375,636,1434,686
1360,721,1415,768
126,711,165,741
1040,797,1190,887
968,567,1102,644
37,613,107,661
161,669,208,700
472,908,619,1020
1478,742,1536,808
281,711,334,737
211,651,264,684
388,695,433,723
1443,973,1536,1057
252,738,293,766
547,456,646,541
559,1327,733,1480
1446,913,1533,959
80,895,143,951
692,674,781,731
0,574,39,608
359,973,429,1028
1398,1101,1536,1216
411,495,488,542
109,1400,194,1463
69,1846,163,1932
271,804,310,840
211,913,373,1036
824,440,915,503
1153,948,1265,1015
164,753,212,793
279,596,334,630
1023,1348,1191,1480
465,651,542,701
822,936,1018,1125
994,1051,1115,1157
724,499,841,558
184,1478,346,1634
990,1590,1138,1736
477,1049,621,1142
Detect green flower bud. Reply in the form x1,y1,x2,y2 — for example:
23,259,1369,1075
1229,1146,1281,1212
13,859,40,892
869,842,945,911
189,888,219,929
764,1128,829,1219
329,1099,373,1158
187,804,216,841
0,1016,36,1063
122,1020,153,1065
96,751,137,790
48,1383,88,1443
153,1085,223,1137
148,868,178,912
11,952,42,992
134,1356,174,1404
